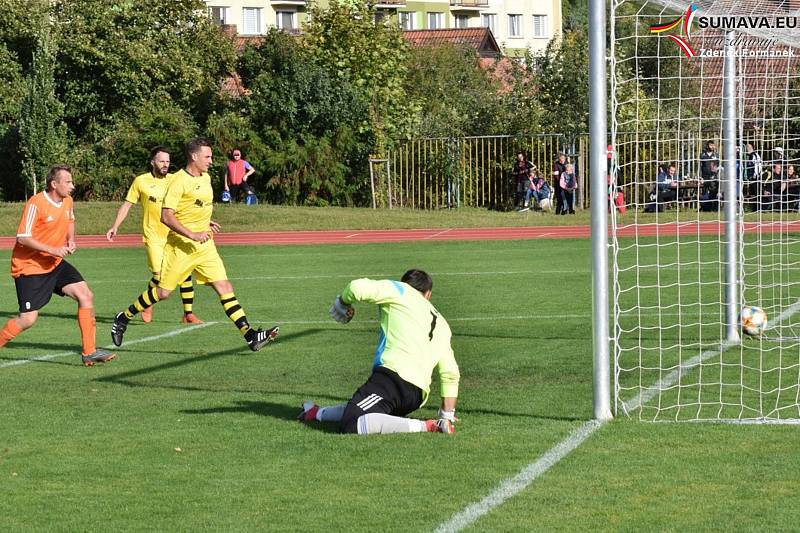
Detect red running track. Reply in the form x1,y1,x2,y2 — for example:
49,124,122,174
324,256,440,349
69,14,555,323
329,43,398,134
1,221,799,249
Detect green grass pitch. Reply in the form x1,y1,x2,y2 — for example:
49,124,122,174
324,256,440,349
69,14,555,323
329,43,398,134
1,239,799,531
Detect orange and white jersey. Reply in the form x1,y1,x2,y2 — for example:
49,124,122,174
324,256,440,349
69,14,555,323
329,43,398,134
11,192,74,278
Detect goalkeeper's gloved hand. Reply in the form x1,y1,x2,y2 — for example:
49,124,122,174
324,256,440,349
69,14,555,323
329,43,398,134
438,408,458,423
329,295,355,324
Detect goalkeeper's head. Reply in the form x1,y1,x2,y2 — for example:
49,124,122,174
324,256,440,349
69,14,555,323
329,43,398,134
401,269,433,299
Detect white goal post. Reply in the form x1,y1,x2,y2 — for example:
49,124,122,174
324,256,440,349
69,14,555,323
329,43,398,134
591,0,800,422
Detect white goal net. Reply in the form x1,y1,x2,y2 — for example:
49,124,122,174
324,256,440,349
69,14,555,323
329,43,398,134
610,0,800,421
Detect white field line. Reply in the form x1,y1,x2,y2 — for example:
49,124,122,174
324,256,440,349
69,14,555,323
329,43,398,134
436,299,800,532
0,322,216,370
434,420,605,533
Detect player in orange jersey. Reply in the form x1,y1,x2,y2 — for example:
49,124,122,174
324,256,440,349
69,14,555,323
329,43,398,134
0,165,116,366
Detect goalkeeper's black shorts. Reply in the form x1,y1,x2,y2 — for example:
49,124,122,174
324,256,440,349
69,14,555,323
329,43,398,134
340,366,423,434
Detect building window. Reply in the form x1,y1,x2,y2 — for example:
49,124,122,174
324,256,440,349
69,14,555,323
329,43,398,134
375,11,388,24
427,12,443,29
508,14,522,37
276,11,294,30
208,6,227,25
242,7,261,34
455,14,469,29
532,14,548,37
399,11,415,30
481,13,496,34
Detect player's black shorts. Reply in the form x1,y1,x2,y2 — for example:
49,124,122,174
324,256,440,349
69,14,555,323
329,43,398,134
340,366,423,434
14,260,84,313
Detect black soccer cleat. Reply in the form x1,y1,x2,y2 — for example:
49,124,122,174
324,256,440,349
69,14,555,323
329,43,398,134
246,326,279,352
111,312,129,347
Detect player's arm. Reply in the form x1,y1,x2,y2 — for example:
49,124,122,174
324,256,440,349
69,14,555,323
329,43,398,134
16,236,70,258
437,350,460,422
243,161,255,181
161,208,210,243
66,220,76,254
341,278,405,306
106,201,134,241
223,166,230,191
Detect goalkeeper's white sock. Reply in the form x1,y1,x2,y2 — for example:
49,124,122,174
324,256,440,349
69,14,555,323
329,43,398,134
356,413,426,434
317,403,347,422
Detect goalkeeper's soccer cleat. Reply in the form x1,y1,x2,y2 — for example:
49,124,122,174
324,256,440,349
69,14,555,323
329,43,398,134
141,306,153,323
181,312,203,324
245,326,279,352
111,312,129,347
425,418,455,434
297,401,320,421
81,348,117,367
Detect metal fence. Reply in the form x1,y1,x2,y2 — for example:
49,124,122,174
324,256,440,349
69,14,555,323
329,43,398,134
382,131,790,210
383,134,588,210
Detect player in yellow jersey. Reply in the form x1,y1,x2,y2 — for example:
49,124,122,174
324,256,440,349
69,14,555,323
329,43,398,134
299,269,460,434
106,146,203,324
110,138,278,352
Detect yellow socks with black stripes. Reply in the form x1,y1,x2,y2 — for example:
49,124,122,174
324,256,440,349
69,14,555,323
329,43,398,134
219,292,251,335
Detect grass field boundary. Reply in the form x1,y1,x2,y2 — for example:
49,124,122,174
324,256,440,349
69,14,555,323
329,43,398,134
0,322,216,370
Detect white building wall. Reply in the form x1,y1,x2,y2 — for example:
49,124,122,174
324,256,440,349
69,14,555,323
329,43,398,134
203,0,562,55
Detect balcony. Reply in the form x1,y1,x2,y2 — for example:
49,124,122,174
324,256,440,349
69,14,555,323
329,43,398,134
450,0,488,10
375,0,406,7
270,0,306,6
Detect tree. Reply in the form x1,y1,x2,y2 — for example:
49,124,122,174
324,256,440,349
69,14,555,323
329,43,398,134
303,0,418,153
18,18,68,196
52,0,235,136
237,29,371,205
533,29,590,137
405,44,505,138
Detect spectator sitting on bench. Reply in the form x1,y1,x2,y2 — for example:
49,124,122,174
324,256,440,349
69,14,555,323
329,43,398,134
645,163,679,212
521,167,552,211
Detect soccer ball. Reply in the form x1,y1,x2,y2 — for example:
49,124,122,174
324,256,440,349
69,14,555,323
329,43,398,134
539,198,552,211
740,306,768,336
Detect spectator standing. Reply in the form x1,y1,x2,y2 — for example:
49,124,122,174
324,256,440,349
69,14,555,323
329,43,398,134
786,164,799,211
552,153,569,215
224,149,255,203
512,152,534,209
743,143,762,210
699,160,721,211
559,163,578,215
699,140,720,182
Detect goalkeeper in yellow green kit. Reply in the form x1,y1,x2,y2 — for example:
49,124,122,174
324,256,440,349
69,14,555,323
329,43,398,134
299,269,460,434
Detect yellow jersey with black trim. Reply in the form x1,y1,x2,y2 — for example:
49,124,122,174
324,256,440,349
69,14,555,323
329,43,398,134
125,172,173,244
162,168,214,248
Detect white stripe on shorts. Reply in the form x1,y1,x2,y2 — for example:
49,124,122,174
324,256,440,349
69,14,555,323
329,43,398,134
356,393,383,411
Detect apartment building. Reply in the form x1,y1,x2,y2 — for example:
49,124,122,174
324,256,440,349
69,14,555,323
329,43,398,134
203,0,561,55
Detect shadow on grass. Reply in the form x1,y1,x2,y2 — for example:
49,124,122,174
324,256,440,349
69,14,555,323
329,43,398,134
457,407,584,423
180,400,342,433
0,310,119,324
94,328,325,383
